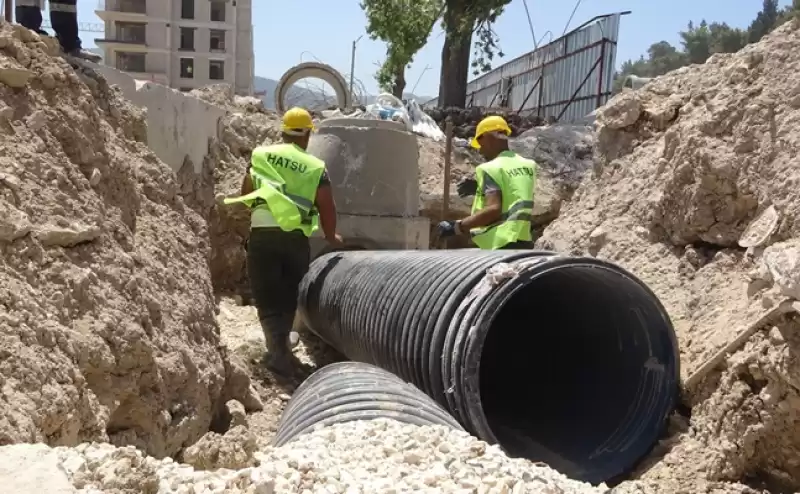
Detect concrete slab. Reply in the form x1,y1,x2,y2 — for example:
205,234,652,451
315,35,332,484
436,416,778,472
90,64,224,175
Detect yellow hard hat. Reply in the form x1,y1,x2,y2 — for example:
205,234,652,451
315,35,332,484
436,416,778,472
281,107,315,135
470,115,512,149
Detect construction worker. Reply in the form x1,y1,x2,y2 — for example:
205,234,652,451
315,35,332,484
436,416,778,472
437,115,536,249
225,107,342,375
15,0,101,62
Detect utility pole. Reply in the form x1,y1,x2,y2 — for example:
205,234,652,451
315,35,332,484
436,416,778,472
348,35,363,106
5,0,13,23
411,65,432,96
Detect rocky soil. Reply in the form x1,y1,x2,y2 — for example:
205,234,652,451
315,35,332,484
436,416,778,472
539,19,800,494
0,421,606,494
426,106,546,139
3,11,800,494
0,22,258,457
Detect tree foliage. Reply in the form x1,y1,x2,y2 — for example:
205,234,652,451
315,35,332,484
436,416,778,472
361,0,511,103
615,0,798,90
456,0,510,76
361,0,443,97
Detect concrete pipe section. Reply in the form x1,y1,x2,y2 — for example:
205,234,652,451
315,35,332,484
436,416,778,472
274,62,351,113
306,118,420,218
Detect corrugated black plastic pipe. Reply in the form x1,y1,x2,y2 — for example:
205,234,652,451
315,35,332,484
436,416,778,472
298,250,680,484
272,361,464,447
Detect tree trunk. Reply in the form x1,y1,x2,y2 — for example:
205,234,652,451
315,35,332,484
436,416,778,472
437,2,472,108
391,66,406,99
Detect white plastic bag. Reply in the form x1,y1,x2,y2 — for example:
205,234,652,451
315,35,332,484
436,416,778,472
365,93,412,130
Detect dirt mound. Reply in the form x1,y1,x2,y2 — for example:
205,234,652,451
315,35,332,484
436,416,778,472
426,106,546,138
538,20,800,492
0,24,258,457
513,123,593,188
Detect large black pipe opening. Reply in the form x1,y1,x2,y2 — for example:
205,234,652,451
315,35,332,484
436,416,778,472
298,251,679,484
473,261,679,483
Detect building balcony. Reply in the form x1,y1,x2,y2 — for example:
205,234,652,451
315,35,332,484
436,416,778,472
96,0,148,22
95,34,148,52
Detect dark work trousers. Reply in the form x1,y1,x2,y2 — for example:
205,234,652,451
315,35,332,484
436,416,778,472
500,240,535,250
16,0,81,52
247,227,311,340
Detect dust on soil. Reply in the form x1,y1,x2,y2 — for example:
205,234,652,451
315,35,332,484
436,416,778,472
0,23,258,457
215,297,342,448
538,19,800,494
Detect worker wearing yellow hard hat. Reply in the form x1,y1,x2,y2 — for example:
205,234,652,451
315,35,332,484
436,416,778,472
281,107,316,134
437,115,537,250
225,107,343,375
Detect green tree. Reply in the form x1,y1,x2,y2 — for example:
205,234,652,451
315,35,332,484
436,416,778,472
614,1,800,93
612,41,685,90
647,41,687,75
437,0,511,108
748,0,780,42
361,0,443,98
361,0,509,107
680,20,712,64
708,22,748,53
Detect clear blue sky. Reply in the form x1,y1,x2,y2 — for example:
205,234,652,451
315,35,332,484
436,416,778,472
78,0,790,98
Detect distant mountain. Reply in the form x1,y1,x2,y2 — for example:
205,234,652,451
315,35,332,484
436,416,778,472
254,75,433,110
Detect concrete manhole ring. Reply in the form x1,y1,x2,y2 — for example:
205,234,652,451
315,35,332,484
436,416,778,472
274,62,351,113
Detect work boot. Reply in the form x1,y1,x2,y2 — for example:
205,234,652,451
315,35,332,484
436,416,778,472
49,1,101,62
261,316,301,375
15,6,49,36
65,49,102,63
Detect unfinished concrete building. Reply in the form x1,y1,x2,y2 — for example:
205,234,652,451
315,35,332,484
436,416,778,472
96,0,254,95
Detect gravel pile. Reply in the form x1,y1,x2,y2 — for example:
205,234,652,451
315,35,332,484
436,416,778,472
1,419,606,493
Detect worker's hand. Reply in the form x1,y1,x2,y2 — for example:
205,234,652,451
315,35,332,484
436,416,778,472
326,233,345,248
436,220,459,238
457,178,478,197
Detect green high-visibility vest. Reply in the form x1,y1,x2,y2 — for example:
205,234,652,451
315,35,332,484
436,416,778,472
470,151,537,249
224,143,325,237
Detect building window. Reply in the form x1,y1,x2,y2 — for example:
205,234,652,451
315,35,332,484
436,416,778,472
209,60,224,80
209,29,225,52
179,27,195,51
210,1,225,22
115,21,146,44
180,58,194,78
116,52,145,72
180,0,194,19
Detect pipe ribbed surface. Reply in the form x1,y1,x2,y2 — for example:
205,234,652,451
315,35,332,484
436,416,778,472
273,361,464,447
298,250,680,484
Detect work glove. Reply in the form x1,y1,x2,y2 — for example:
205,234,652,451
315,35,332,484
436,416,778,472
436,220,461,238
457,177,478,197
